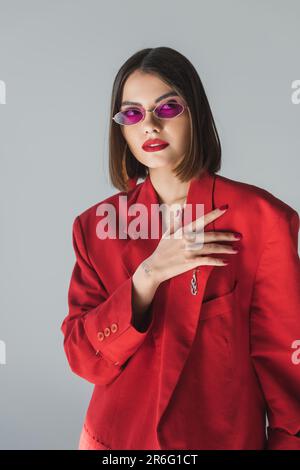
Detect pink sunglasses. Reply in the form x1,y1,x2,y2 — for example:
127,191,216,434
112,99,188,126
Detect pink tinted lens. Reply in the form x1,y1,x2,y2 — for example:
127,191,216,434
117,108,143,125
156,101,184,118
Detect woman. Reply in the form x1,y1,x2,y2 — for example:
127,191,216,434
60,47,300,450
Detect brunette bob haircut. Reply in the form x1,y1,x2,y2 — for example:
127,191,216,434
109,46,221,192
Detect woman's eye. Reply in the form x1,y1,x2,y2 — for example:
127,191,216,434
123,108,141,116
160,100,178,109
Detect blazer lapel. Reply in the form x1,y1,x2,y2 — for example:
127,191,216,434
154,171,217,434
120,170,218,434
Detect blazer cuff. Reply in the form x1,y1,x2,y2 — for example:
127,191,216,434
83,276,154,367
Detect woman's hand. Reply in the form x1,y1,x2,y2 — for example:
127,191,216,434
142,205,242,285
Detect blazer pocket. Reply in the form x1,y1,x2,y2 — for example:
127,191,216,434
200,280,238,321
197,281,238,386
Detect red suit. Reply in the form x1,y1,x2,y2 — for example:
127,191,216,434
61,171,300,450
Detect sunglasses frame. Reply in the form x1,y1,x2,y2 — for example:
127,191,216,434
112,98,189,126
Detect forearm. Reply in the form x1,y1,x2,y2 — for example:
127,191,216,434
131,259,160,332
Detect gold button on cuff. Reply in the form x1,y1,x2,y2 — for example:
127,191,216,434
97,331,104,342
111,323,118,333
104,327,111,337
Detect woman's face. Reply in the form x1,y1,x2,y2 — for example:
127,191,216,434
119,70,191,171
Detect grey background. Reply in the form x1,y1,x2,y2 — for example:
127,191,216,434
0,0,299,450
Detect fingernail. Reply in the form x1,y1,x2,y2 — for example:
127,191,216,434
233,232,243,239
219,204,229,211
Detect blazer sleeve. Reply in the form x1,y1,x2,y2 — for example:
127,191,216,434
60,215,154,386
249,207,300,450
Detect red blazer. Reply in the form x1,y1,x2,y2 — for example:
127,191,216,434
61,170,300,450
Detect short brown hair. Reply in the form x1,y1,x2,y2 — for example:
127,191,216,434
109,47,221,192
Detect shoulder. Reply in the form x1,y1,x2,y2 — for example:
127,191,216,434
72,182,143,235
215,172,299,227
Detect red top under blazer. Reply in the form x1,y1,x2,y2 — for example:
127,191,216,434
60,170,300,450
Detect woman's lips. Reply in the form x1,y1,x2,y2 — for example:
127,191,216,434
142,143,169,152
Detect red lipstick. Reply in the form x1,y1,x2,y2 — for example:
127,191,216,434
142,138,169,152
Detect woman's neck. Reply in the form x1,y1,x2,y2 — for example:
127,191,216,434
148,169,191,206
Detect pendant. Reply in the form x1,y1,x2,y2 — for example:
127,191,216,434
190,268,198,295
